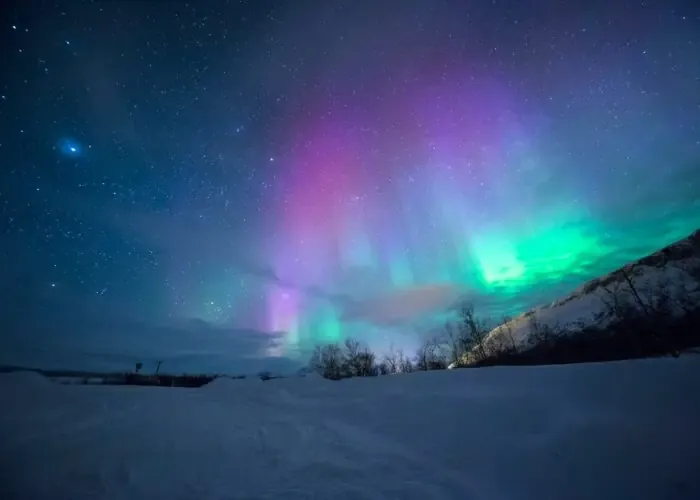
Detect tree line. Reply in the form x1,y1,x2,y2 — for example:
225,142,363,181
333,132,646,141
308,259,700,380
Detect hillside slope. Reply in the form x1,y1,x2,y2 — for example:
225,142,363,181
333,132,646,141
485,229,700,350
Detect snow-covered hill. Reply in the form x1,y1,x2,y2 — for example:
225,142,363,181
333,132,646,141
485,229,700,350
1,357,700,500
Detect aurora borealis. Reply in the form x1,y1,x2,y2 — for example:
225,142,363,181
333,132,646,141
1,0,699,372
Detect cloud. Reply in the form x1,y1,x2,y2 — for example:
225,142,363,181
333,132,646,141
0,292,300,375
340,283,463,326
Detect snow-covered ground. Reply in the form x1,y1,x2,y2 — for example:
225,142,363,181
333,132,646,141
1,357,699,500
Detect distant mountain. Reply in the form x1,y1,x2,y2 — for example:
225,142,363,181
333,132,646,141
484,229,700,351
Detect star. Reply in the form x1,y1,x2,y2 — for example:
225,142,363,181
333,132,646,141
56,138,82,158
1,0,698,373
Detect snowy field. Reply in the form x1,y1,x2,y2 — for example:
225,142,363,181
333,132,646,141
1,357,700,500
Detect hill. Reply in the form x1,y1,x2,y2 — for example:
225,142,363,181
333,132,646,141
480,229,700,363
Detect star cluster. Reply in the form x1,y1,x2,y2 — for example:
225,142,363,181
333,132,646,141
1,0,699,371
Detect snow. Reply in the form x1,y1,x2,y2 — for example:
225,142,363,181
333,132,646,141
202,375,263,391
1,357,700,500
298,370,325,382
0,370,53,390
486,256,700,349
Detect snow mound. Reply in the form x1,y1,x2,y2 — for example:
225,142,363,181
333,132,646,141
0,370,52,390
1,356,699,500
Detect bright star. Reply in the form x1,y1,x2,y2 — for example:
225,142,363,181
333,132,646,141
56,137,82,158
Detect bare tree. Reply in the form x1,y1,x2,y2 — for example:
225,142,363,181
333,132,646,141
355,350,378,376
483,315,517,357
526,314,560,349
382,345,411,374
308,338,378,379
443,321,464,366
398,353,414,373
382,345,400,374
344,338,361,361
598,274,670,355
663,259,700,336
441,302,490,366
378,361,391,375
458,304,489,363
498,315,517,353
309,343,346,380
619,267,650,316
415,336,447,371
343,338,378,377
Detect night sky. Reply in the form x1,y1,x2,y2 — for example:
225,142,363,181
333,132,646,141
1,0,699,374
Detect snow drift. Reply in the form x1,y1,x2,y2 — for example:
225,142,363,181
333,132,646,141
1,356,699,500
